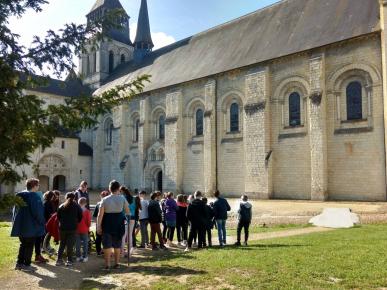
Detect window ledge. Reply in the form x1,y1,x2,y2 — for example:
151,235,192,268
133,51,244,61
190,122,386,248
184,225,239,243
221,136,243,144
278,132,307,140
341,119,367,124
226,131,241,135
334,127,373,135
104,147,112,152
130,145,138,150
284,125,304,129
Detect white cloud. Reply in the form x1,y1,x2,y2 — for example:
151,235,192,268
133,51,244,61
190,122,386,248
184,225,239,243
130,23,176,50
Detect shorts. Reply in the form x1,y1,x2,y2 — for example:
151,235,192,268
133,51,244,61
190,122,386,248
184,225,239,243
102,233,122,249
166,220,176,227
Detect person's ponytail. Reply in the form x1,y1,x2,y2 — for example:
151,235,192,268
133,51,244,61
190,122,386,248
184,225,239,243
64,192,76,208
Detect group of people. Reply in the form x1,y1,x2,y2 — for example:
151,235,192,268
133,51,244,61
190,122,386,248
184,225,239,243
10,178,253,271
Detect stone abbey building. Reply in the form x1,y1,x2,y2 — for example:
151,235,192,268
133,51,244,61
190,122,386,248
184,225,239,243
6,0,387,201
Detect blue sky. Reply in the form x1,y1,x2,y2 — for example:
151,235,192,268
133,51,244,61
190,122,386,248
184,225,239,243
10,0,280,50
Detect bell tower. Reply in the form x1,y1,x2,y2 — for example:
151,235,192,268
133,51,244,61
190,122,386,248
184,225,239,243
80,0,134,89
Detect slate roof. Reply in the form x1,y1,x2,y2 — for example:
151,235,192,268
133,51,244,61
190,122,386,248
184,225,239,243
24,73,91,98
95,0,380,95
89,0,124,14
78,142,93,157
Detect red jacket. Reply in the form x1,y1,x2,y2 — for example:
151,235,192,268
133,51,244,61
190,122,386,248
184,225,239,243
46,213,60,242
77,208,91,234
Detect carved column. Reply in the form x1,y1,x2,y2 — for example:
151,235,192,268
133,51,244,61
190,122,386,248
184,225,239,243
244,69,272,199
203,80,217,194
308,55,328,200
164,91,183,192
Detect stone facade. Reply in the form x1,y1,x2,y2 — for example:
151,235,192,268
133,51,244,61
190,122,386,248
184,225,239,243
88,31,387,201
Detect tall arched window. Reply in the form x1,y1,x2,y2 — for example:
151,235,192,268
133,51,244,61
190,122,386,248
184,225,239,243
159,115,165,140
121,54,126,64
134,119,140,142
230,103,239,132
196,109,204,136
289,92,301,126
86,55,90,76
346,81,362,120
109,51,114,73
93,51,97,73
104,118,113,146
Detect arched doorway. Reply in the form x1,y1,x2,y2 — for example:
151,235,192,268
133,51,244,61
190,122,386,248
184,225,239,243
39,176,49,192
53,175,66,191
156,171,163,191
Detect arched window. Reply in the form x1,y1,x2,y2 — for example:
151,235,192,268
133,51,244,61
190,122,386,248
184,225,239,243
230,103,239,132
86,55,90,76
346,81,362,120
196,109,204,136
159,115,165,140
109,51,114,73
150,150,156,161
134,119,140,142
121,54,126,64
289,92,301,126
157,149,165,161
104,118,113,146
93,51,97,73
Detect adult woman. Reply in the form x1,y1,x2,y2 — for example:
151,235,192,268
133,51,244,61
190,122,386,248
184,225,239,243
120,186,136,257
97,181,129,270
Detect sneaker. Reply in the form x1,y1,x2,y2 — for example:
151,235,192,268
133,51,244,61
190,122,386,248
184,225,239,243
35,255,48,263
102,266,110,271
223,240,227,245
112,264,120,269
14,263,23,270
160,245,168,251
184,247,190,252
243,241,248,246
152,246,159,251
76,257,82,262
21,265,36,272
234,242,241,246
82,257,88,262
55,260,64,266
65,261,73,267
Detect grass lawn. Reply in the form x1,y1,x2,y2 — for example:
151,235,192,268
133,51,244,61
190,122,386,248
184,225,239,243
0,223,18,275
90,224,387,290
2,222,387,289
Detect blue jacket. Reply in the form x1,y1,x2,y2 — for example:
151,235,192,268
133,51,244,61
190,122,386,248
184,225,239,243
213,197,231,220
11,191,45,238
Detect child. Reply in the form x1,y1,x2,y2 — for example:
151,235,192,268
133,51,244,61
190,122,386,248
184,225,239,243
76,197,91,262
93,190,109,256
235,195,252,246
56,192,83,266
176,194,188,246
202,197,215,247
165,192,177,247
148,192,167,250
139,191,149,248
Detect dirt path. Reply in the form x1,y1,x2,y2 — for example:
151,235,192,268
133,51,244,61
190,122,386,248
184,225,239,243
0,227,333,290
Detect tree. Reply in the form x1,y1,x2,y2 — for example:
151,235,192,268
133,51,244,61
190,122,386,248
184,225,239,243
0,0,150,189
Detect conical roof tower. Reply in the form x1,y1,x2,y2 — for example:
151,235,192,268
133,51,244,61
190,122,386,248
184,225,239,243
134,0,154,61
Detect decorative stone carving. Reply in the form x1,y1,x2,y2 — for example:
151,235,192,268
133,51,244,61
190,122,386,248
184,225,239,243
244,101,266,115
309,90,323,105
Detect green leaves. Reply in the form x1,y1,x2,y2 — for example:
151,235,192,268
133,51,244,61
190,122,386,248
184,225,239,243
0,1,151,186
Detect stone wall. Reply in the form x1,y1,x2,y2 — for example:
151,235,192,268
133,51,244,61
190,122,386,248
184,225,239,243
87,33,386,201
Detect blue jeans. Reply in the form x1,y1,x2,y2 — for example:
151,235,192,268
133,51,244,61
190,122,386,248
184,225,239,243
216,219,227,245
76,233,88,258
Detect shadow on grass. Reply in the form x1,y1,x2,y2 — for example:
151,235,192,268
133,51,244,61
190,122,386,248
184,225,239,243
209,243,310,251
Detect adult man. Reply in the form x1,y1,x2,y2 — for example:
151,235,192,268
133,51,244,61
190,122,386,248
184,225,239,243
212,190,231,246
185,191,207,252
75,181,90,209
11,178,45,272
